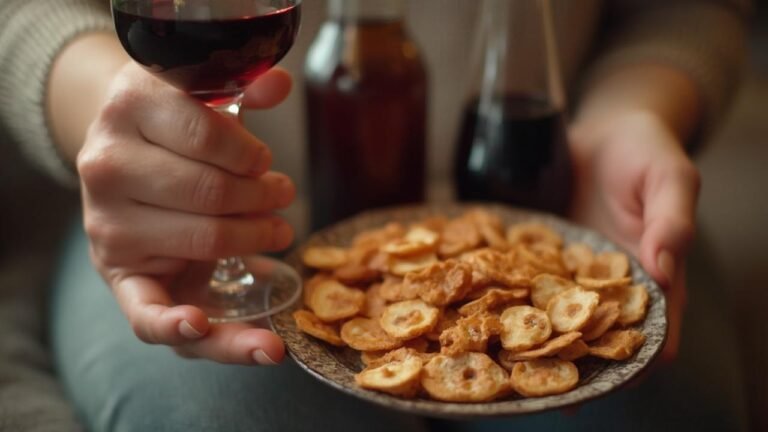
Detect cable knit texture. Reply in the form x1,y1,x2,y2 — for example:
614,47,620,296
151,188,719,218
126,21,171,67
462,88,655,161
0,0,112,187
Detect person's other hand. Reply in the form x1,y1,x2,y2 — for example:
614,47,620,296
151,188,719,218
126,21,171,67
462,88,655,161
78,62,296,365
569,110,700,362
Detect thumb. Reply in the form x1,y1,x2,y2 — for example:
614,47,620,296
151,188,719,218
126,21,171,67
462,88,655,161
242,67,293,110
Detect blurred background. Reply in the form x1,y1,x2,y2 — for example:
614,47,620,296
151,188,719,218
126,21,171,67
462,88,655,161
0,0,765,430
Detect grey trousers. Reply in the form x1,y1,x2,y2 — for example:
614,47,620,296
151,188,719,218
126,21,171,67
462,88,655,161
50,226,749,432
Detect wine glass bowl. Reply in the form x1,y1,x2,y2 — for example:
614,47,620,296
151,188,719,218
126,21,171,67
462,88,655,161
111,0,303,323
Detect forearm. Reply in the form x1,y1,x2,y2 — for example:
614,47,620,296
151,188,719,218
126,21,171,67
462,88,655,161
47,33,130,165
573,64,701,146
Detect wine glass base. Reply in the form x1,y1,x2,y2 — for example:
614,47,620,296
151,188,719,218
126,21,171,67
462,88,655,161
171,256,302,323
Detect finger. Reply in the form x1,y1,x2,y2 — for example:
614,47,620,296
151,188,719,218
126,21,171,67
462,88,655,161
242,67,293,110
135,92,272,177
639,166,700,287
113,206,294,260
115,144,295,214
113,275,210,345
172,324,285,365
661,266,686,362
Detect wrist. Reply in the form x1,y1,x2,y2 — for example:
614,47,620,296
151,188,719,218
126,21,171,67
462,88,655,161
48,32,130,165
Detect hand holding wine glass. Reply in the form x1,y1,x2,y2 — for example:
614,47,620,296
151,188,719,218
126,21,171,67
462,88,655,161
77,0,303,364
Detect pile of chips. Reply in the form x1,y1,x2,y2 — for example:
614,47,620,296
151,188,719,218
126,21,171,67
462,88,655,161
293,209,648,402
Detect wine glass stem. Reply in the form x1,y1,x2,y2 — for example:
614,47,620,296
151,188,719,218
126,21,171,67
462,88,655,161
206,93,253,298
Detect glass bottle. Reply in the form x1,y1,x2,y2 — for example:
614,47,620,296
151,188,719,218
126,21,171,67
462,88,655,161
304,0,428,230
453,0,571,215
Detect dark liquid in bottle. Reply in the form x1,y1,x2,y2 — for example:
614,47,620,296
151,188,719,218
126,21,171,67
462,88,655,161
454,94,572,214
305,21,427,230
113,0,300,105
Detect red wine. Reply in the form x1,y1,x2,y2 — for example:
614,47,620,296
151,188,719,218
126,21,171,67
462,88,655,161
113,0,300,105
454,95,572,214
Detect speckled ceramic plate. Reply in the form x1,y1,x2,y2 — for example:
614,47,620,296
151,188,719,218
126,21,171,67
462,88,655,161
270,203,667,419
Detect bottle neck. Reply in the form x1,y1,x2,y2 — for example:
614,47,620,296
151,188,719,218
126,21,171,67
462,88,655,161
328,0,405,21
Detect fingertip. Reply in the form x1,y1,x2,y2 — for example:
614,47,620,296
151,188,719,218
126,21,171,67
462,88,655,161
271,218,295,251
243,68,293,109
173,305,210,340
245,328,286,365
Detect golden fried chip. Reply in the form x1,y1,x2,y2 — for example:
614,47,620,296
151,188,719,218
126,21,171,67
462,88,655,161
363,283,388,319
422,352,509,402
425,308,461,341
458,288,529,316
381,239,436,257
465,249,534,288
333,263,380,286
578,251,630,279
500,306,552,352
466,209,509,250
380,300,440,340
379,276,419,302
530,274,579,310
602,284,649,326
302,246,349,270
589,329,646,360
388,251,439,277
439,312,502,356
501,331,583,362
364,346,435,369
546,287,599,333
303,273,332,308
341,318,402,351
576,276,632,290
352,222,405,249
557,339,590,361
404,226,440,246
509,359,579,397
292,310,346,347
355,355,423,398
309,280,365,322
562,243,594,275
514,243,568,276
580,300,621,341
438,217,482,258
405,260,473,306
506,222,563,248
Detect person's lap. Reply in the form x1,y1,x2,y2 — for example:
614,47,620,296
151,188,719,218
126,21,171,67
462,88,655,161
50,227,747,432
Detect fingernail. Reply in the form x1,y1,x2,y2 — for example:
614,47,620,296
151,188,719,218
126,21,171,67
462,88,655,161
179,320,204,339
657,250,675,284
253,349,278,365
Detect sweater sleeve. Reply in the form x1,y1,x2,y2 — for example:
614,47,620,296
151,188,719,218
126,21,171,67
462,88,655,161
0,0,112,187
580,0,749,143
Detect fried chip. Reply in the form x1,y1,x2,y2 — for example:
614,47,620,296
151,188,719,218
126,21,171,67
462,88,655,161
439,312,502,356
580,300,621,341
363,283,388,319
578,251,630,279
458,287,529,316
530,274,579,310
425,308,461,341
602,284,649,326
380,299,440,340
352,222,406,250
422,352,509,402
589,329,646,360
466,209,509,250
292,310,346,347
509,359,579,397
404,226,440,246
362,346,434,368
438,217,482,258
355,355,423,398
379,275,419,302
341,318,402,351
557,339,590,361
514,243,568,276
506,222,563,248
500,306,552,352
333,263,380,286
500,332,583,362
465,249,534,288
381,239,436,257
388,251,439,277
546,287,599,333
302,246,349,270
309,280,365,322
576,276,632,290
303,273,332,308
405,260,473,306
562,243,594,275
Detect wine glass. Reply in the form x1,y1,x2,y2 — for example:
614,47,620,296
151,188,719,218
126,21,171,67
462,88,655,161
111,0,303,323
